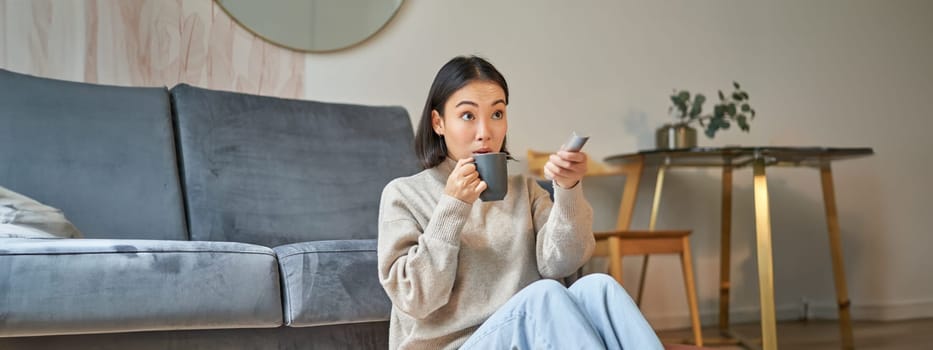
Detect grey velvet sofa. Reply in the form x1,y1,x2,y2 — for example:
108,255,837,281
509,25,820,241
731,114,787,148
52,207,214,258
0,68,420,349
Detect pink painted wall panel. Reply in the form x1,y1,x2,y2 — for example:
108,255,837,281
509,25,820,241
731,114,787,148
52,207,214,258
0,0,303,99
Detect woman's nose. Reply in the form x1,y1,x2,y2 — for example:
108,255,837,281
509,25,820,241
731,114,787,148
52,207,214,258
475,120,491,140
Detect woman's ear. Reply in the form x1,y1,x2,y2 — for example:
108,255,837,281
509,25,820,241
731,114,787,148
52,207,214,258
431,110,444,135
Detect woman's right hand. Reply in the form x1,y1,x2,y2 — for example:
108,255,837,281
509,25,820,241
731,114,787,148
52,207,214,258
445,157,487,204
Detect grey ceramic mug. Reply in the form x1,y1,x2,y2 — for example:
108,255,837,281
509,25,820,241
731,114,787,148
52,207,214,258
473,152,508,201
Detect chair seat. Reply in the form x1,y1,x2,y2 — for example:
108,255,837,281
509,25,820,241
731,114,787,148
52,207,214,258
594,230,692,256
594,229,691,239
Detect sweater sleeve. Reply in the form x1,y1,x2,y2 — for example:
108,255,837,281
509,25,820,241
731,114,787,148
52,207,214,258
530,179,595,279
377,180,471,319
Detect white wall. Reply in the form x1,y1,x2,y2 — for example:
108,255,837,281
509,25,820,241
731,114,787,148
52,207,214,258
303,0,933,328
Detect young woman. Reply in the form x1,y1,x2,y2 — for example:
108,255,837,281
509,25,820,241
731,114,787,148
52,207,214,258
377,55,663,350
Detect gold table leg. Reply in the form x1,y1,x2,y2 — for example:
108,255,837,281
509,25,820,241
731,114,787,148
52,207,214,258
636,166,666,305
720,164,733,334
820,164,855,349
753,159,779,350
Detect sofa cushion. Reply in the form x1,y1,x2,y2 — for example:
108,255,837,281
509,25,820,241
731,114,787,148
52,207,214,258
0,239,282,337
0,69,187,240
274,239,391,327
0,186,82,239
170,84,420,246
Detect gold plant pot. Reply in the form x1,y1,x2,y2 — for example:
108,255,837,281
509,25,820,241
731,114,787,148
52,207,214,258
656,124,697,149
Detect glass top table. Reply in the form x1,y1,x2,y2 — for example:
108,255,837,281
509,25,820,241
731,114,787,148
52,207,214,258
603,146,874,350
605,146,874,168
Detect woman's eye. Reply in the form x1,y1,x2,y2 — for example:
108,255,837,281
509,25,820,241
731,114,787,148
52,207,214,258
460,113,474,121
492,111,504,120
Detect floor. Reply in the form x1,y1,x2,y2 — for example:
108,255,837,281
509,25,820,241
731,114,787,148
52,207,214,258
656,318,933,350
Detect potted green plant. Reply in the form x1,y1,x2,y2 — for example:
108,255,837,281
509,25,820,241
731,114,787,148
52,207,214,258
657,81,757,149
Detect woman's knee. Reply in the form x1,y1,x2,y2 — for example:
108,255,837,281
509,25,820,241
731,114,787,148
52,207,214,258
511,278,572,303
568,273,646,317
524,278,567,294
570,273,634,298
571,273,616,289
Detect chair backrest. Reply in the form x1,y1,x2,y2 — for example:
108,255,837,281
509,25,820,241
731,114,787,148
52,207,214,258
526,149,623,178
525,149,644,230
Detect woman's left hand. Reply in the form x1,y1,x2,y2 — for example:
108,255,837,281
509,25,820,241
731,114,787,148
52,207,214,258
544,151,588,189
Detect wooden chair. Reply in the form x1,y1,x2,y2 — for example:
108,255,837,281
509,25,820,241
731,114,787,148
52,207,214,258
526,149,703,346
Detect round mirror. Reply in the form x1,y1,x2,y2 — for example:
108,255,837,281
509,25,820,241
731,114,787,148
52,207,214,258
216,0,404,52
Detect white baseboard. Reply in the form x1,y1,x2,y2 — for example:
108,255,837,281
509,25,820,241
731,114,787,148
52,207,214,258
646,303,803,331
646,299,933,330
810,298,933,321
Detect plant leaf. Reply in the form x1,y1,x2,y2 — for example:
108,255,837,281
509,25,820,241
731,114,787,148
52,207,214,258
742,92,749,100
718,90,725,100
733,81,740,89
678,91,690,102
732,92,743,101
670,93,682,104
690,94,705,117
670,94,688,117
711,116,724,129
737,114,749,131
741,103,751,112
726,104,737,116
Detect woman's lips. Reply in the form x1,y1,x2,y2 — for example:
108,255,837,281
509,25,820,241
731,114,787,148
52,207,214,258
473,148,492,154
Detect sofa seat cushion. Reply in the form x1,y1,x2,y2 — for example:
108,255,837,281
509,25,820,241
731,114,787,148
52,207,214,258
0,239,282,337
274,239,390,327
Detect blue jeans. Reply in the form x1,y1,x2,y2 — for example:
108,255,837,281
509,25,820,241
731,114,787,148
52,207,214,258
460,273,663,350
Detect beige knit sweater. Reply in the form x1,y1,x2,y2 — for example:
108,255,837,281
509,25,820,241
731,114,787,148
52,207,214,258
377,159,594,349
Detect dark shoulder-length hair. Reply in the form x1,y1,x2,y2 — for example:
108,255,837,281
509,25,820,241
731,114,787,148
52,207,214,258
414,55,510,169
